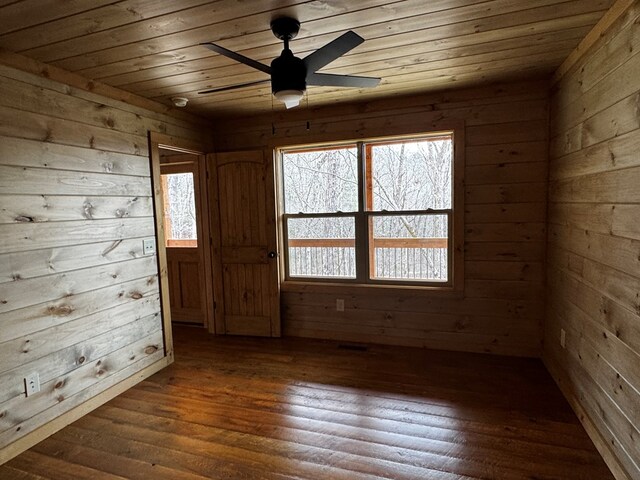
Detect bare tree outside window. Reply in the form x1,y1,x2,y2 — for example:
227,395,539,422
161,172,198,247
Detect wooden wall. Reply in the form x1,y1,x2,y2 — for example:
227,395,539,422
0,54,210,462
212,79,549,357
544,2,640,479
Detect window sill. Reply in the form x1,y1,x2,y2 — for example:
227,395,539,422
281,280,464,298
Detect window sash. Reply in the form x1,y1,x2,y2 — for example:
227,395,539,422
366,211,451,283
283,213,357,280
283,210,452,285
363,137,453,213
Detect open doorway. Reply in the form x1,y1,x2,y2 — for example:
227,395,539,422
159,148,211,327
148,133,219,356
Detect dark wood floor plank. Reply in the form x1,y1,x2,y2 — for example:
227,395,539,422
141,363,592,444
67,414,467,480
44,427,303,480
168,333,576,422
3,326,614,480
105,386,607,479
0,464,50,480
92,399,594,480
31,435,214,480
6,450,126,480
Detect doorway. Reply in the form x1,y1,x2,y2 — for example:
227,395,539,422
149,133,281,348
159,149,210,326
148,133,217,356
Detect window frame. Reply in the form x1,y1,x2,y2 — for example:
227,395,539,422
277,127,464,293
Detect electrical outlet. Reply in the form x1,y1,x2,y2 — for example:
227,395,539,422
560,329,566,349
336,298,345,312
24,372,40,397
142,238,156,255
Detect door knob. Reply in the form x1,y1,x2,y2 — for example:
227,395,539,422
267,251,277,259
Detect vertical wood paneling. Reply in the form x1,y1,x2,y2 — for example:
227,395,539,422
545,3,640,479
211,78,549,356
0,57,209,463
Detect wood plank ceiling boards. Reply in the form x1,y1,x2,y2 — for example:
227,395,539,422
0,0,615,120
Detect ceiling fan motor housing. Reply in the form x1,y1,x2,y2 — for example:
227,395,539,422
271,49,307,94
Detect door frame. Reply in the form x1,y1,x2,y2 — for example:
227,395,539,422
148,132,222,356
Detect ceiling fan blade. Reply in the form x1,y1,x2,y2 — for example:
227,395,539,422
201,42,272,75
307,72,380,88
303,31,364,73
198,79,271,94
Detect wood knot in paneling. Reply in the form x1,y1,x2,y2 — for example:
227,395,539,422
144,345,159,355
46,304,74,316
82,201,95,220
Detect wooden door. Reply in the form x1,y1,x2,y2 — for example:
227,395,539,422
213,150,280,336
160,155,211,326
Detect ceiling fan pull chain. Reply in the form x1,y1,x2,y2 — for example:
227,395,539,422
306,91,310,130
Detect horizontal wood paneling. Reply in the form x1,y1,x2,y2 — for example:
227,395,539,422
0,57,208,463
213,79,549,356
544,2,640,479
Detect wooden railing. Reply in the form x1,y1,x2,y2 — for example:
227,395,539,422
288,238,447,248
166,238,198,248
287,237,448,280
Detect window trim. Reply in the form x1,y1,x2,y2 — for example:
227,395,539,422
275,125,464,293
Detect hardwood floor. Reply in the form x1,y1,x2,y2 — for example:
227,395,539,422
1,326,614,479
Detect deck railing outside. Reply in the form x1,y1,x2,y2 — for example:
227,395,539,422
288,238,448,281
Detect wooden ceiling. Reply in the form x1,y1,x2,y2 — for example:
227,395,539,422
0,0,614,119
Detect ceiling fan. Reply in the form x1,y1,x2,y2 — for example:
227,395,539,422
198,17,381,109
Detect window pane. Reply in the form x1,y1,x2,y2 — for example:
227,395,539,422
282,146,358,214
161,173,197,247
370,214,448,281
287,217,356,278
368,136,452,211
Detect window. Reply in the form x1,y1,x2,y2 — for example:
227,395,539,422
279,131,461,288
161,172,198,247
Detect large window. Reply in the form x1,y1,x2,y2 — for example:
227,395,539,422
280,132,460,287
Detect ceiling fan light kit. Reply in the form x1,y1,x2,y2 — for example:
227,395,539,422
274,89,304,109
198,16,380,109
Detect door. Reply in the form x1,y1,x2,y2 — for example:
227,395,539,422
212,150,280,336
160,153,211,326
